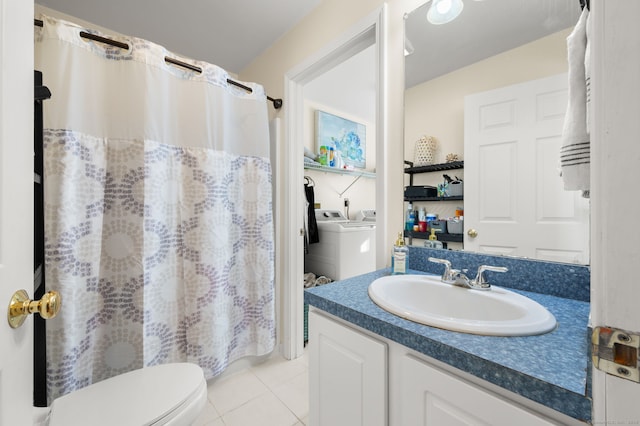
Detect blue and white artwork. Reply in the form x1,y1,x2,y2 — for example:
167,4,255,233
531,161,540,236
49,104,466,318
316,110,366,169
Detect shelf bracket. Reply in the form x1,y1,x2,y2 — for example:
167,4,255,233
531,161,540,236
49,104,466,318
338,174,363,198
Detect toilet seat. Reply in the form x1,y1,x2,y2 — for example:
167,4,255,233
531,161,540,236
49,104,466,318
47,363,207,426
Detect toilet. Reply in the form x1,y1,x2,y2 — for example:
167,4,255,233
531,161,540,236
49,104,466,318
36,363,207,426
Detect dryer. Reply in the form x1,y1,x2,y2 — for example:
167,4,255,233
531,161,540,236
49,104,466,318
305,209,376,281
355,209,376,222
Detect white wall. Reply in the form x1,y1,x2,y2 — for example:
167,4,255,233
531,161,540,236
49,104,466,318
305,45,377,125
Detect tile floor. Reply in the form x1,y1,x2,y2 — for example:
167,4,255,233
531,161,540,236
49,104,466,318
193,349,309,426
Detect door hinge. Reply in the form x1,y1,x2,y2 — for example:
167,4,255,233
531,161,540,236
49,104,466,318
592,326,640,382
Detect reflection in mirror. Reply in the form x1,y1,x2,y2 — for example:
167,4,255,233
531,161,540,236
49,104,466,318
404,0,589,264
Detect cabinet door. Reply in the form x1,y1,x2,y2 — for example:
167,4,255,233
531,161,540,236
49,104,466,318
309,310,387,426
398,354,554,426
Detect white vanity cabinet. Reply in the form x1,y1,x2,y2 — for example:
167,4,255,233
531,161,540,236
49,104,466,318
309,307,580,426
309,309,387,426
394,353,554,426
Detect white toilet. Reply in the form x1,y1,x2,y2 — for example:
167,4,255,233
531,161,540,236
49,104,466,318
36,363,208,426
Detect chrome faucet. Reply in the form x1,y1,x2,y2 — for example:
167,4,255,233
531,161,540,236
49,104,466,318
428,257,508,290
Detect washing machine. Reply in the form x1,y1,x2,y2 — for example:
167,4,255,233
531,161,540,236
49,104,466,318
305,209,376,281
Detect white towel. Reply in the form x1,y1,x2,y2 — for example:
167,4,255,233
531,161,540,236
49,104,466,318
560,8,591,198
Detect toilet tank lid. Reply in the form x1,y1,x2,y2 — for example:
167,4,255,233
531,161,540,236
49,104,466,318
48,363,206,426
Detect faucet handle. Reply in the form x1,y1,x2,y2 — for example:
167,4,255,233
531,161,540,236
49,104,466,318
474,265,508,288
428,257,451,267
428,257,453,281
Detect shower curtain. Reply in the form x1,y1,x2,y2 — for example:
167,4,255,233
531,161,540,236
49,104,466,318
35,15,275,403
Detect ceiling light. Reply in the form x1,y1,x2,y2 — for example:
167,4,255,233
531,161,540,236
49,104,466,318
427,0,464,25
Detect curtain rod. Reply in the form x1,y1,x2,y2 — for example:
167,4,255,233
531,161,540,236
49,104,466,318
33,19,283,109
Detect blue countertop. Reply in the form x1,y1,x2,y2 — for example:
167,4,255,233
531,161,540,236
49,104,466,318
304,268,591,422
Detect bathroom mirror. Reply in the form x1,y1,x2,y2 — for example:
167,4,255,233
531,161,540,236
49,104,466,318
404,0,589,264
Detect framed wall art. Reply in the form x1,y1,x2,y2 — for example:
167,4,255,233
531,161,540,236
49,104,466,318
315,110,366,169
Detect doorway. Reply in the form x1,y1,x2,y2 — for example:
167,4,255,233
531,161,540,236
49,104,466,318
280,6,388,359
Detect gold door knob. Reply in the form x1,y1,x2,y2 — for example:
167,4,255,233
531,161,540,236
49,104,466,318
467,228,478,238
7,289,61,329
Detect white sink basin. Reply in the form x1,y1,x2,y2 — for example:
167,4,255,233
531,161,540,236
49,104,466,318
368,275,556,336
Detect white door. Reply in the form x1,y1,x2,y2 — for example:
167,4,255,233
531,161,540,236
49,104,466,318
464,74,589,264
0,0,36,424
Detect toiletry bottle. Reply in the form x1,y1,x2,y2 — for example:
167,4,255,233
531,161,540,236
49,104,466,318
424,228,443,249
392,232,409,275
405,203,415,231
318,145,328,165
418,207,427,232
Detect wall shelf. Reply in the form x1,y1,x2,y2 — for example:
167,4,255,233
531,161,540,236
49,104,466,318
304,163,376,179
404,160,464,247
404,160,464,175
405,195,463,202
404,230,463,243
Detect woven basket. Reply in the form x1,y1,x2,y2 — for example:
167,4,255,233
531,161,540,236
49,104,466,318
414,135,437,166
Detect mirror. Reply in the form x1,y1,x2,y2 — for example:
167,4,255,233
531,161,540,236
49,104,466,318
404,0,588,264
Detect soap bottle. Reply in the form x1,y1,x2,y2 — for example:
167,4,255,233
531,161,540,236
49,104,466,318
392,232,409,275
405,203,415,231
424,228,443,249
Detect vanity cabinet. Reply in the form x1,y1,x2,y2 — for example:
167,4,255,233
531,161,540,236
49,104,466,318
310,307,578,426
395,354,554,426
404,161,464,244
309,309,387,426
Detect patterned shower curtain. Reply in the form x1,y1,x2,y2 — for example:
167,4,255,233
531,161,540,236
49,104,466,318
35,15,275,403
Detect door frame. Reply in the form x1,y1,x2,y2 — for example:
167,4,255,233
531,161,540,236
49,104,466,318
589,0,640,422
0,0,35,423
280,5,388,359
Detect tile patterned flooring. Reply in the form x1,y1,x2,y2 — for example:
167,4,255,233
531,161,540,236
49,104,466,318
194,350,309,426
